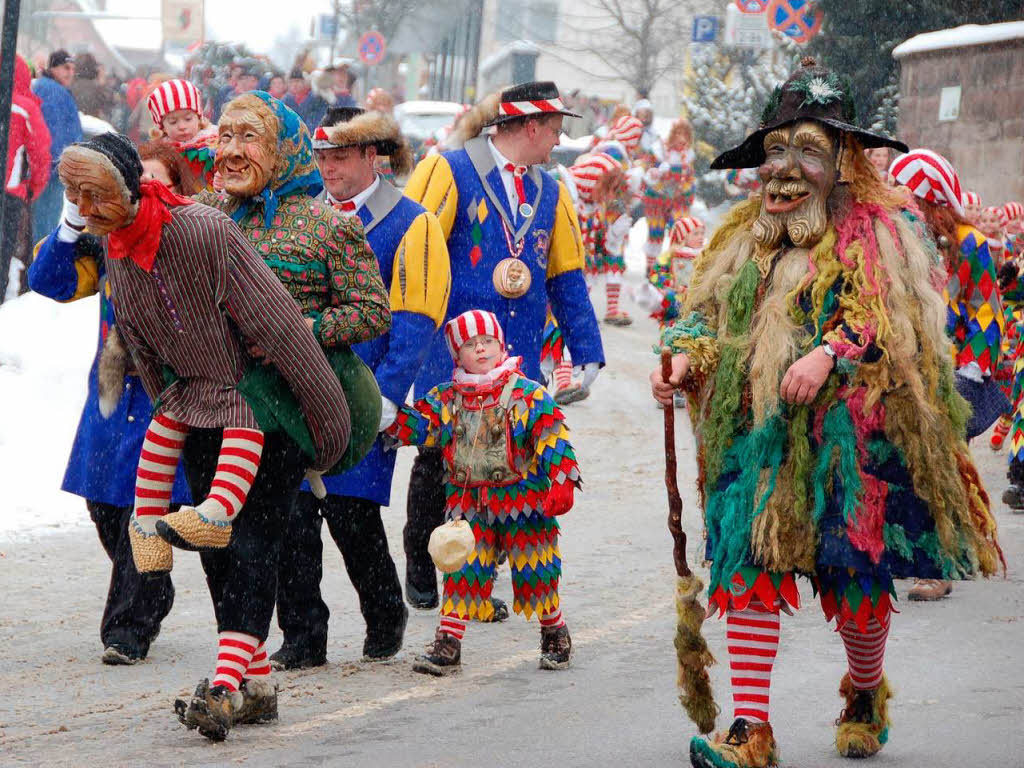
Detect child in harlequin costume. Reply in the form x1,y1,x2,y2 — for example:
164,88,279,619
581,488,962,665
570,149,634,326
147,79,218,190
723,167,760,199
645,216,705,327
890,149,1005,602
1003,201,1024,255
651,59,1004,768
962,189,982,226
386,310,579,675
641,118,697,276
980,204,1019,449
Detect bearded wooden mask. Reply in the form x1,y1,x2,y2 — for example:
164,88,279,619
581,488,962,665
58,147,137,236
216,98,281,198
752,120,838,252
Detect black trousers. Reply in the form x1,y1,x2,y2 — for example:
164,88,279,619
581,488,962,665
182,428,305,639
402,446,447,596
276,492,405,650
88,501,175,655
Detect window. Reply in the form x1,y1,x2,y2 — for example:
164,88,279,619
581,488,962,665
495,0,558,43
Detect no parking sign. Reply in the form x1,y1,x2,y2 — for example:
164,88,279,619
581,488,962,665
358,30,387,66
766,0,823,43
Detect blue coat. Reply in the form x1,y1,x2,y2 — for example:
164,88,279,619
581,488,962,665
31,76,82,172
405,137,604,396
311,180,451,505
283,92,329,131
28,234,192,508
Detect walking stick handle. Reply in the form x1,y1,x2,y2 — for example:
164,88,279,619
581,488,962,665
661,350,691,577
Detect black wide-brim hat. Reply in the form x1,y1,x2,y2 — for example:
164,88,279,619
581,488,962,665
484,81,581,127
710,58,908,170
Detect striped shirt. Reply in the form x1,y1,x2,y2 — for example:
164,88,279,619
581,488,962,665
106,203,350,472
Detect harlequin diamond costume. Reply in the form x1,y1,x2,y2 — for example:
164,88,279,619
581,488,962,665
645,216,705,327
272,105,451,669
656,59,1004,768
385,310,580,674
641,118,697,276
402,81,604,611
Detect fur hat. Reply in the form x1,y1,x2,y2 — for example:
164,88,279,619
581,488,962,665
712,57,907,170
313,107,412,176
483,81,581,127
147,79,203,126
448,92,501,147
445,310,505,359
890,149,964,217
63,132,143,204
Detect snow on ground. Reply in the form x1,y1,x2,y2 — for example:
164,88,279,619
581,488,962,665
0,292,98,540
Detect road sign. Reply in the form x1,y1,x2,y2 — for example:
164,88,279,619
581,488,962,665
724,3,773,49
317,14,338,41
692,16,718,43
358,30,387,66
735,0,769,12
766,0,823,44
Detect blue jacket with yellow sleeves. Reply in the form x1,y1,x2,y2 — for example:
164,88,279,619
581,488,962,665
27,232,192,508
404,136,604,396
312,179,451,505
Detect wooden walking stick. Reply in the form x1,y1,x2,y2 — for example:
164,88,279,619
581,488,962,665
661,349,718,735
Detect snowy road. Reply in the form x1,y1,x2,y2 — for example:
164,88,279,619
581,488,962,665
2,280,1024,767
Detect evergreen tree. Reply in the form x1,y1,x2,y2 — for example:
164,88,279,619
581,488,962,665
809,0,1023,126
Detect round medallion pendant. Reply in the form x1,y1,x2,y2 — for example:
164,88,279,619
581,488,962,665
492,257,532,299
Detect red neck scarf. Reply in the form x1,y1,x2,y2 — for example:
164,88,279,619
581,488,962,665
108,181,191,272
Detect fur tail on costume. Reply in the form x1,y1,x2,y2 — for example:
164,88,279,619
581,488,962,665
675,573,718,734
98,325,129,418
447,90,503,148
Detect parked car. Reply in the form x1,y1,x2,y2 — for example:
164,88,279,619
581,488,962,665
394,100,464,153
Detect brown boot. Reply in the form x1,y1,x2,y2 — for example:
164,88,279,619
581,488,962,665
835,673,892,758
539,624,572,670
234,678,278,725
689,719,779,768
174,678,241,741
412,629,461,676
907,578,952,601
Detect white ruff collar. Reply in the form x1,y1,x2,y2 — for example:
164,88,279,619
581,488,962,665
452,355,522,388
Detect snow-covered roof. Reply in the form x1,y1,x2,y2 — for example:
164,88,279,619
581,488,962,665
893,22,1024,58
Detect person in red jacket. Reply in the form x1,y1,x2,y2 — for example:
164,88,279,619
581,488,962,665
1,54,51,302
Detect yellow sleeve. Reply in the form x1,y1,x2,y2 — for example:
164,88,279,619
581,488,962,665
546,180,586,279
404,154,458,240
390,211,452,328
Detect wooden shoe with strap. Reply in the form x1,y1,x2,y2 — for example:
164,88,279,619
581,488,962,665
689,718,779,768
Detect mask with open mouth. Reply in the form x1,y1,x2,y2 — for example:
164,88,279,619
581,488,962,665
752,120,836,251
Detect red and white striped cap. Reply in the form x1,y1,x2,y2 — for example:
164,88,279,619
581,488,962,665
569,152,621,204
1003,201,1024,222
147,79,203,126
889,149,964,216
444,310,505,358
669,217,705,245
985,205,1008,228
962,190,980,207
608,115,644,152
499,95,570,119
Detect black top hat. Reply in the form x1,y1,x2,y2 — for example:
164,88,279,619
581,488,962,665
710,58,908,170
484,81,581,127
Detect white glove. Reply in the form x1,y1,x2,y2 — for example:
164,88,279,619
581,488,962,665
605,213,633,254
57,195,87,242
378,397,399,431
539,358,555,388
573,362,601,391
956,362,985,383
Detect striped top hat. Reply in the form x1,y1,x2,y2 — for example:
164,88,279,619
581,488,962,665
962,190,981,208
607,115,644,152
889,149,964,217
569,152,623,204
147,79,203,126
445,310,506,359
484,81,581,127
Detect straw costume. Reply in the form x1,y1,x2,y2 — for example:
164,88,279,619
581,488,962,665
386,310,580,675
658,59,1003,768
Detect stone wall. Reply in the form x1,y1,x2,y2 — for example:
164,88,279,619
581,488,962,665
897,38,1024,206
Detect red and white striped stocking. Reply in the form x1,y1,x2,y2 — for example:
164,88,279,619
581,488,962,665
245,642,272,681
839,613,891,690
539,608,565,630
606,282,622,316
212,631,259,691
554,361,573,393
133,411,188,534
439,611,467,641
197,428,265,524
726,600,780,723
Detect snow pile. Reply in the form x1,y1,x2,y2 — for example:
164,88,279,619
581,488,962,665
893,22,1024,58
0,293,97,539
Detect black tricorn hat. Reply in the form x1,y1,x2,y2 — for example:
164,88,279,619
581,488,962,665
710,57,908,170
484,80,581,127
313,106,413,175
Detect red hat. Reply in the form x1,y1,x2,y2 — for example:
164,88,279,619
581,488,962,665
984,206,1008,228
569,152,621,204
1003,201,1024,222
608,115,643,152
669,217,705,246
444,310,505,359
889,149,964,217
962,190,980,207
147,79,203,126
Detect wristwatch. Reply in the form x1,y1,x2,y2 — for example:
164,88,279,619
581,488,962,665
821,343,837,365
